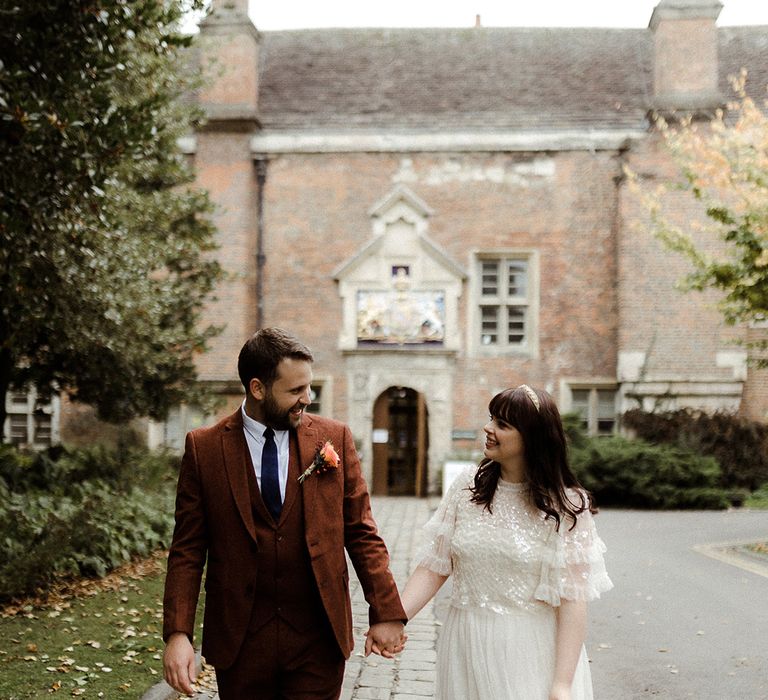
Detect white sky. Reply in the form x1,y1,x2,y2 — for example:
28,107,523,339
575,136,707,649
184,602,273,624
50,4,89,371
232,0,768,30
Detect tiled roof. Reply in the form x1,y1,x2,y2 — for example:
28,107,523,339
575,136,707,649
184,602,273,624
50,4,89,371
256,26,768,131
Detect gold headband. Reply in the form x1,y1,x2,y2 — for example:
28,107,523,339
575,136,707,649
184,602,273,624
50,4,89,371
517,384,540,412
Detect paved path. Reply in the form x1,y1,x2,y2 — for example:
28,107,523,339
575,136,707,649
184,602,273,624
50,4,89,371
147,499,768,700
588,508,768,700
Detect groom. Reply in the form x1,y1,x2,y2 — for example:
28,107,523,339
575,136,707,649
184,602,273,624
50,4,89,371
163,328,406,698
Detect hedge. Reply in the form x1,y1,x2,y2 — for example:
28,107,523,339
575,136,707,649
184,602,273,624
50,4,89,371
0,444,178,602
622,408,768,491
562,414,738,509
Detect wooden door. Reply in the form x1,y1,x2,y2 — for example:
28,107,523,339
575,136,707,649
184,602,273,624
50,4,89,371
371,387,428,496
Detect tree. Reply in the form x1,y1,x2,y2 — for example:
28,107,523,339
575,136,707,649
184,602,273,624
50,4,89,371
626,71,768,365
0,0,223,436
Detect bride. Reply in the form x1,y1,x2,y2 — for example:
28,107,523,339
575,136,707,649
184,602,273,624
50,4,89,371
399,385,613,700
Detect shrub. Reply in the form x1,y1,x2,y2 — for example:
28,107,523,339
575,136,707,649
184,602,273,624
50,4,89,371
622,408,768,491
0,442,177,494
745,483,768,509
569,435,732,510
0,445,178,601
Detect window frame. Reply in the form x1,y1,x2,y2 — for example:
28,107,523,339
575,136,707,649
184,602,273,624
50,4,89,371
307,378,331,417
3,387,60,448
560,380,618,436
469,249,539,358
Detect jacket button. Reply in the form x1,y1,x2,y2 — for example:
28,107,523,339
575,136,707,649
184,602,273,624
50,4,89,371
277,535,284,542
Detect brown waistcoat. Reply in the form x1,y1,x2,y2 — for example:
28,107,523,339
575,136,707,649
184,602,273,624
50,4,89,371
244,432,327,634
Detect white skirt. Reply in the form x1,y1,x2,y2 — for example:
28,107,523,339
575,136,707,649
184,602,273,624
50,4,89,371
435,605,594,700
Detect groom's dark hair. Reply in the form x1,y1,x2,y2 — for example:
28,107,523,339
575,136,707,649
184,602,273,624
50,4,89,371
238,327,314,391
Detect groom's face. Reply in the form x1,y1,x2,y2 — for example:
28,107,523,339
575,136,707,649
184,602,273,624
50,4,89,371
261,358,313,430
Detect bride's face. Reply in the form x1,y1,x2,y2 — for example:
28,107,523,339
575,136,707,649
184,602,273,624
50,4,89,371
482,415,525,466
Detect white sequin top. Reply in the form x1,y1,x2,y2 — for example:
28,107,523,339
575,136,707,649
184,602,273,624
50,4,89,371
419,466,613,613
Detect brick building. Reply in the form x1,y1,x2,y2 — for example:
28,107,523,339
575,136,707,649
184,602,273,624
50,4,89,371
22,0,768,494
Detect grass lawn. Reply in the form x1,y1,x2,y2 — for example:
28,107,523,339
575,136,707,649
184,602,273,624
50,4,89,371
0,553,204,700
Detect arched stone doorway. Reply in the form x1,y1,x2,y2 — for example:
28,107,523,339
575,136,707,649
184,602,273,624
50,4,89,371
371,386,428,496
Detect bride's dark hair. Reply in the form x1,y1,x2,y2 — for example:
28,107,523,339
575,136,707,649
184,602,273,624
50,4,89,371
469,386,593,531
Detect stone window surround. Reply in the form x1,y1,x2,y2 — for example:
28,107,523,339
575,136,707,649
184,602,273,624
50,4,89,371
468,248,540,359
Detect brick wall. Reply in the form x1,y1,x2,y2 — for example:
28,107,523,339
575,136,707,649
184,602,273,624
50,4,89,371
249,149,619,432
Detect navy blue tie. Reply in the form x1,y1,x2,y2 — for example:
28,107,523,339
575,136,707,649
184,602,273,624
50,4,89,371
261,427,282,522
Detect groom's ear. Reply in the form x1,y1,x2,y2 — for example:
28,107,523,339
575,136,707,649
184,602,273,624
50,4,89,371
249,377,266,401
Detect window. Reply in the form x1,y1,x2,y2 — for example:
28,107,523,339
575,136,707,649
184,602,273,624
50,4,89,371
478,257,531,350
571,387,617,436
4,387,59,448
307,383,323,415
163,404,207,452
306,380,332,416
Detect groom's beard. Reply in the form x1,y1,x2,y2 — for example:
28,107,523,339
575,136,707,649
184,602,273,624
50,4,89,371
263,390,304,430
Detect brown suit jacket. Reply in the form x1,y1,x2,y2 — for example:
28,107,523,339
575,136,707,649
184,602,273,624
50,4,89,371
162,409,405,669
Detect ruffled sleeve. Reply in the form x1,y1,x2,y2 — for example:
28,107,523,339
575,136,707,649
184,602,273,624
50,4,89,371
534,492,613,606
415,466,475,576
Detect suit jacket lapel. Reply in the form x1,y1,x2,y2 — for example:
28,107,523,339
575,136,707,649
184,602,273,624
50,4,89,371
297,416,320,526
221,410,258,542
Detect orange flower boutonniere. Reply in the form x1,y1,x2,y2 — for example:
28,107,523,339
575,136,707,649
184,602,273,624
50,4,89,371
298,440,341,483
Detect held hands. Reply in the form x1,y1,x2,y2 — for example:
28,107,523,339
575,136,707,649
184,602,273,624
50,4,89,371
163,632,198,696
364,620,407,658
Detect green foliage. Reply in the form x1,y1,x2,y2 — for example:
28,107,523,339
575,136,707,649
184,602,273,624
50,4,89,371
0,0,223,431
0,445,178,601
622,408,768,491
744,483,768,509
570,435,731,509
561,412,589,450
565,417,734,509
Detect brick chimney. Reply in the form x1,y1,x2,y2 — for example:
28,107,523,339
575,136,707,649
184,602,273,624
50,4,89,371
197,0,260,130
649,0,723,112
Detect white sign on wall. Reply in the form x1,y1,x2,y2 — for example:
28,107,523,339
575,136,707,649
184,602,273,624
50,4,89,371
443,460,475,494
372,429,389,444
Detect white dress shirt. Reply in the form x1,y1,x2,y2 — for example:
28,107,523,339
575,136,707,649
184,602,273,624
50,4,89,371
241,401,290,503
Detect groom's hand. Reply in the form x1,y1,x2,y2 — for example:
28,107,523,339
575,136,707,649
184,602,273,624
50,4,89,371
163,632,197,696
365,621,407,658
